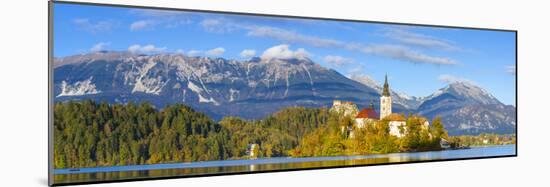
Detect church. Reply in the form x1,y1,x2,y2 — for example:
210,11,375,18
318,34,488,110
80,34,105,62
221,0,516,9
379,74,409,137
331,75,429,138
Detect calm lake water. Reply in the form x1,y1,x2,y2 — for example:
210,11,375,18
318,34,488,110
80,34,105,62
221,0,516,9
54,144,515,184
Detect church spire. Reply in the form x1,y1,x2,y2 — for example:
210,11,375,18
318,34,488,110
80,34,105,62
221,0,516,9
382,74,390,97
380,74,392,119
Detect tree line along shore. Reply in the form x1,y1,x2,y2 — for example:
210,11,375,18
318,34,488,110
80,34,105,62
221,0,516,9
53,100,515,169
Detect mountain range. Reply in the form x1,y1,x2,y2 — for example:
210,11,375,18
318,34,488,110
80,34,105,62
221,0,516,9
53,51,516,135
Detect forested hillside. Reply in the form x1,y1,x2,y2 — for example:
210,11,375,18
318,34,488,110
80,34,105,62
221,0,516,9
54,100,470,169
53,100,330,169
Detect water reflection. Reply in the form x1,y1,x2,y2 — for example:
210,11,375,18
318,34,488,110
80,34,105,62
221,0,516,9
54,157,394,183
54,145,515,184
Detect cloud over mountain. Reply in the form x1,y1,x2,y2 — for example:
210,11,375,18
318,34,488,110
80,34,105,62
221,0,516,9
205,47,225,56
261,44,310,60
250,27,456,65
90,42,110,52
193,18,458,65
438,74,477,85
240,49,256,58
128,44,166,54
187,50,201,56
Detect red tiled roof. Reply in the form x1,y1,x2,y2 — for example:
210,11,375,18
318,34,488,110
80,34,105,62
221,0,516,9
356,108,379,119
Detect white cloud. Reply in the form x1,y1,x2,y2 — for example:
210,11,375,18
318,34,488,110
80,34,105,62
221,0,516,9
128,44,166,54
201,19,223,33
187,50,202,56
244,25,457,65
343,63,370,78
248,26,342,48
347,65,366,76
184,48,225,57
129,9,192,30
73,18,113,33
384,28,460,51
201,19,221,27
323,55,355,67
240,49,257,58
143,16,457,65
90,42,110,52
261,44,310,60
200,18,242,34
175,49,185,54
438,74,477,85
205,47,225,56
506,65,516,75
360,44,457,65
130,20,155,31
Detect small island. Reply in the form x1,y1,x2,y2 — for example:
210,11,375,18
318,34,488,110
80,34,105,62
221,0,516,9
292,75,449,157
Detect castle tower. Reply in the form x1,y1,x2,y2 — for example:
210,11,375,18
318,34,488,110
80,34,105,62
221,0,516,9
380,74,392,119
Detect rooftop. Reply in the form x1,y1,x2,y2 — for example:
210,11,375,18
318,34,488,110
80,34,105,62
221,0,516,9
384,113,406,121
356,108,379,120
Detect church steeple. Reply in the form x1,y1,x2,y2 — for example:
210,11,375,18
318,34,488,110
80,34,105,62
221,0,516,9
382,74,390,96
380,74,392,119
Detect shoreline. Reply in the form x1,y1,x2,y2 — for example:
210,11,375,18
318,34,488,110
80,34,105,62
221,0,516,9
54,144,515,175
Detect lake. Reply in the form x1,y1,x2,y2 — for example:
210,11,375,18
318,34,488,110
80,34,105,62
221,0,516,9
53,144,515,184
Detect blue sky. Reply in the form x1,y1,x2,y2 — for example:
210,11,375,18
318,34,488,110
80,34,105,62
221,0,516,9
53,3,516,105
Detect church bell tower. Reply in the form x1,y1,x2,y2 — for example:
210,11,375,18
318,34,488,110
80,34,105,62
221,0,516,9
380,74,392,119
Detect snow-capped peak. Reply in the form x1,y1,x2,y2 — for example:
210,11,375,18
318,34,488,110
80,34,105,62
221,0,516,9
57,76,101,97
349,74,382,92
349,74,424,109
426,81,500,105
